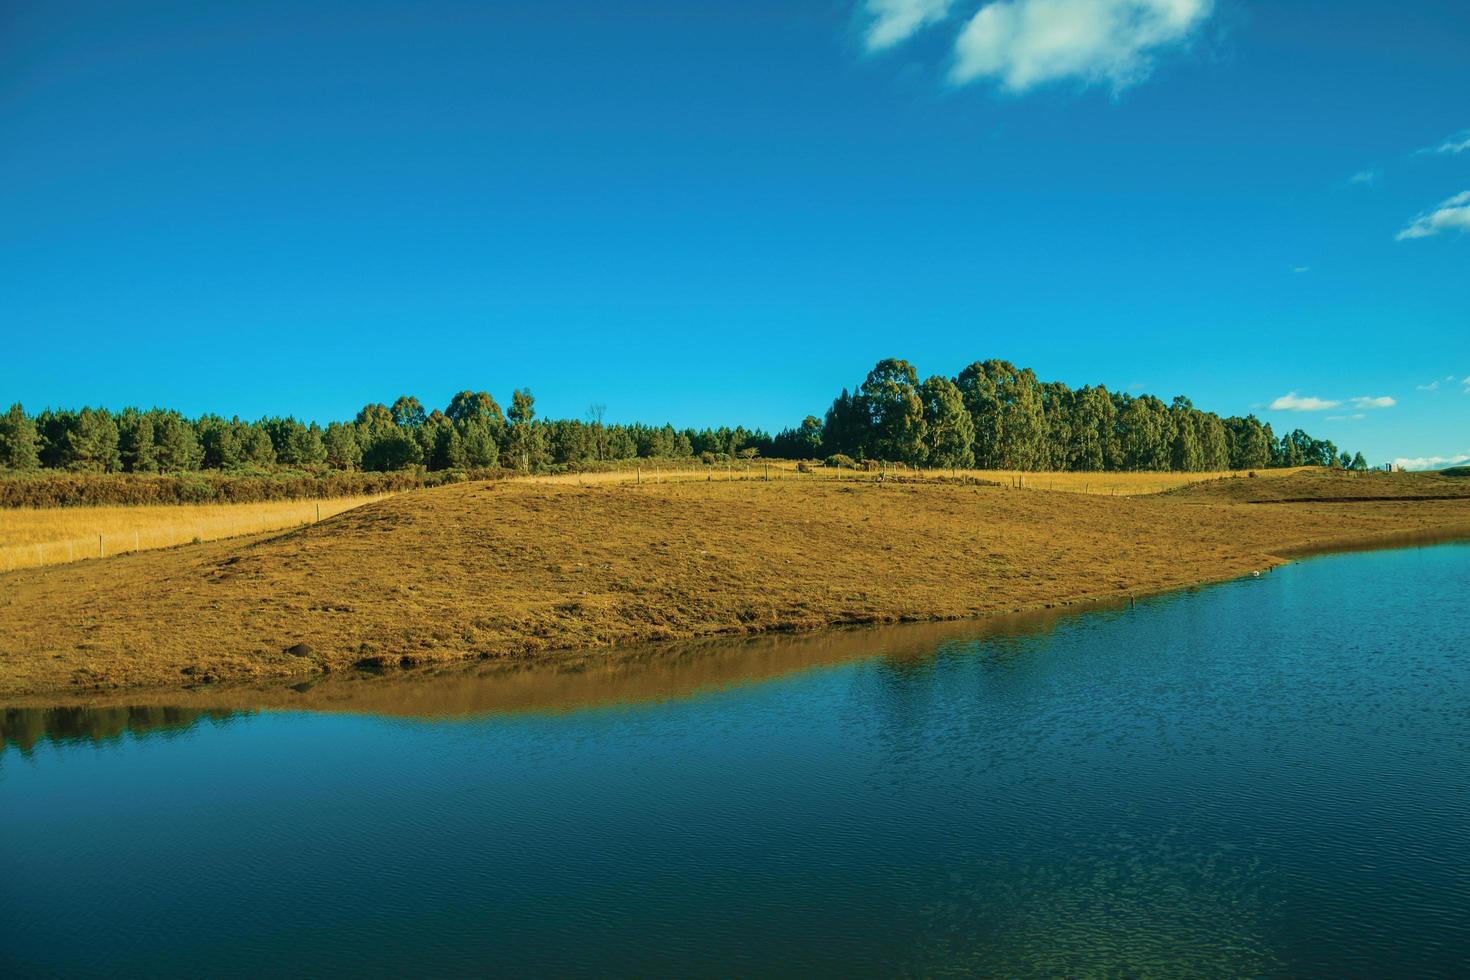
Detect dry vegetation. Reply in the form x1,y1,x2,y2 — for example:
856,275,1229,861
1164,467,1470,503
2,469,1469,698
0,466,1313,574
524,463,1313,495
0,495,388,572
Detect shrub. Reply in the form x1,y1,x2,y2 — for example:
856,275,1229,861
0,468,511,509
824,454,857,470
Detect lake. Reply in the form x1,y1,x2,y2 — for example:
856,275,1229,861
4,542,1469,977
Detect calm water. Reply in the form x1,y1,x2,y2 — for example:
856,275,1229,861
4,543,1470,977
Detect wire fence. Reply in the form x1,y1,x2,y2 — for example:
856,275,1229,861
525,463,1305,496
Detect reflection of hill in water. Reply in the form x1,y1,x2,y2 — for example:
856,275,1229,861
0,706,247,757
0,604,1102,749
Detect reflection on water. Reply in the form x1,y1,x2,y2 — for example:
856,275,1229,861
3,542,1469,977
0,706,246,757
2,602,1114,728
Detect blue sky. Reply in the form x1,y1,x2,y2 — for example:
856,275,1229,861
1,0,1466,467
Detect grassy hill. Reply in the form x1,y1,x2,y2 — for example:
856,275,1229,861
1163,468,1470,503
3,474,1469,697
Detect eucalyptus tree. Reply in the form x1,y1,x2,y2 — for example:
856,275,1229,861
1169,397,1204,472
1040,381,1074,471
1225,415,1272,469
390,395,427,429
858,358,927,465
1068,385,1115,471
1119,395,1172,471
447,390,506,442
919,376,975,468
505,388,544,472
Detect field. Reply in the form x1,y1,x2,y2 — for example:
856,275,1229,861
2,468,1468,698
0,467,1314,573
0,496,389,572
1162,467,1470,503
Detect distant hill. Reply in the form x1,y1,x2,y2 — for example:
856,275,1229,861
1165,468,1470,504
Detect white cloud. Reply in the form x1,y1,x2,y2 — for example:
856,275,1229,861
1347,169,1380,187
1271,392,1396,412
1270,392,1340,412
950,0,1214,93
863,0,955,50
1394,453,1470,472
1430,130,1470,155
1292,266,1310,273
1417,381,1440,391
1349,395,1396,409
1397,190,1470,240
1325,414,1366,422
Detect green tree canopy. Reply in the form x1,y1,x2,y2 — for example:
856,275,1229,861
858,358,926,465
0,402,40,470
919,376,975,469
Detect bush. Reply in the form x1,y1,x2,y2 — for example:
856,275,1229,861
824,454,857,470
0,468,510,508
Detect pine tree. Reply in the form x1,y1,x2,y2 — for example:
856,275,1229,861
0,403,40,470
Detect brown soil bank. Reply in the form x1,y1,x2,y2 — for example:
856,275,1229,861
3,474,1469,697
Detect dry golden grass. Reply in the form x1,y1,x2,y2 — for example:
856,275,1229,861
523,464,1312,495
0,495,389,572
1166,467,1470,503
930,467,1313,494
2,471,1468,698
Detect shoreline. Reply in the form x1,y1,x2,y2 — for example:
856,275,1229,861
3,475,1468,704
4,524,1467,714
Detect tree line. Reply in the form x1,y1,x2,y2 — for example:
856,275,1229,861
0,359,1365,475
0,392,767,475
778,358,1365,471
